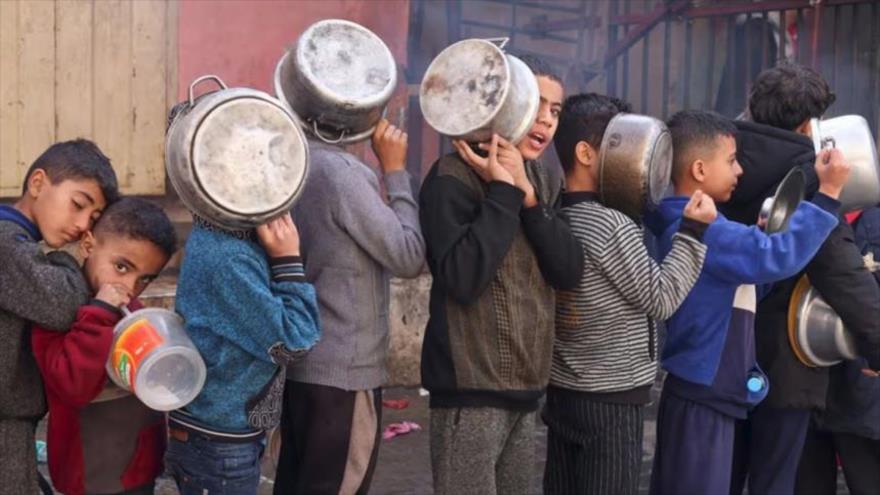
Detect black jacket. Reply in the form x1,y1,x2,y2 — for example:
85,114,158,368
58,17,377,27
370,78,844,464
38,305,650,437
721,121,880,410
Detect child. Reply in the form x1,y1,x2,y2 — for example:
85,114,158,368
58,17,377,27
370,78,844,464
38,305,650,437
165,209,320,495
542,94,713,495
31,198,177,495
0,139,118,494
725,64,880,495
419,55,584,495
646,110,849,495
276,117,425,494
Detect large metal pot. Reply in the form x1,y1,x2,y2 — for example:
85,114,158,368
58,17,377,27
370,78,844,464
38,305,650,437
166,75,309,230
274,19,397,145
419,38,539,144
809,115,880,212
759,168,806,234
788,275,858,367
598,114,672,219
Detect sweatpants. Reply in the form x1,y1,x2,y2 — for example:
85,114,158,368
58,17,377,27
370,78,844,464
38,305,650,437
795,422,880,495
649,389,735,495
430,406,535,495
273,381,382,495
542,387,643,495
730,404,811,495
0,418,39,495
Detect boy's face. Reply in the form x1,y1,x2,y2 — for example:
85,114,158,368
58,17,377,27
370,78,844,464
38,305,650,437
27,170,106,248
698,135,743,203
517,75,563,161
80,233,168,299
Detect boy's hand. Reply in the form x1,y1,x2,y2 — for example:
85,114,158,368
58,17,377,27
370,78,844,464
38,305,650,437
683,189,717,224
479,135,537,207
371,119,407,174
453,135,515,186
95,283,131,309
815,148,851,199
256,213,300,258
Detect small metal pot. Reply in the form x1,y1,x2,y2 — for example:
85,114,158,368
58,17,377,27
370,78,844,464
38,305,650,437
419,38,539,144
598,113,673,219
274,19,397,145
788,275,858,367
166,75,309,230
810,115,880,212
759,168,806,234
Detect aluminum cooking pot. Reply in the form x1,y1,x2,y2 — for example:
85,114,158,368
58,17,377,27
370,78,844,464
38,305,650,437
420,38,539,144
598,113,672,219
166,75,309,230
274,19,397,145
788,275,858,367
810,115,880,212
759,168,806,234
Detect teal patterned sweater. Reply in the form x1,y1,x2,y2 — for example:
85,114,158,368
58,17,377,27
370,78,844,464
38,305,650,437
174,222,320,432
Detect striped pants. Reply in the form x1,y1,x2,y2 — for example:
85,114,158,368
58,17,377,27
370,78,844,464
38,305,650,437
542,387,644,495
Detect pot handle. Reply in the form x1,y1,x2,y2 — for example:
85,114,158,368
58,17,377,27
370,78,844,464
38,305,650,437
311,120,348,145
188,75,229,107
485,37,510,51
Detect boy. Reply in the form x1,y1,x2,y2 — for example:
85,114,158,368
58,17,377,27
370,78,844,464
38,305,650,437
543,94,713,495
31,198,177,495
0,139,118,494
419,55,584,495
647,110,849,495
275,116,425,494
725,64,880,495
165,209,320,495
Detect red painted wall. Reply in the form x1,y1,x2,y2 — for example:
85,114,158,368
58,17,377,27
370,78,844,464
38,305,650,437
176,0,410,100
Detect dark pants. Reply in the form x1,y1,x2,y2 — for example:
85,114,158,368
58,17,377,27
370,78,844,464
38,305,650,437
542,388,644,495
730,404,811,495
165,432,264,495
649,389,735,495
273,381,382,495
795,423,880,495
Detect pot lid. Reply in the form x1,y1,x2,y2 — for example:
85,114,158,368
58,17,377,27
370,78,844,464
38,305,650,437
191,97,307,216
761,168,806,234
788,275,858,367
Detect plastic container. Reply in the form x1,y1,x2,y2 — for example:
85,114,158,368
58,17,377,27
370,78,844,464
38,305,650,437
105,308,206,411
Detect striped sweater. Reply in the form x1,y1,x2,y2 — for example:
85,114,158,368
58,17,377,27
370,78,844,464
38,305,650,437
551,192,707,398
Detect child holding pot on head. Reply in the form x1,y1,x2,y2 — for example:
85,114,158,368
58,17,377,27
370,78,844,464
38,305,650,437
418,55,584,495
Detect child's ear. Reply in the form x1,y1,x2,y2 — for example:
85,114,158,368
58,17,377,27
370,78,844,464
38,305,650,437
79,231,96,259
690,159,706,183
793,119,812,137
26,169,48,198
575,141,599,168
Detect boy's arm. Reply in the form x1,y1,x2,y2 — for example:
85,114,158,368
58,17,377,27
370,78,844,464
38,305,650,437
335,167,426,278
805,221,880,369
596,219,707,321
31,303,120,408
0,238,89,330
520,195,585,290
420,173,524,305
707,194,840,285
208,254,321,364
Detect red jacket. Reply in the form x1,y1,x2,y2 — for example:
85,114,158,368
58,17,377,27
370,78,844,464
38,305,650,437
31,300,165,495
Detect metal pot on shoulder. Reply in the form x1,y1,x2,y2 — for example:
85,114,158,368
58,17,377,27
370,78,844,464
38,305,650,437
274,19,397,145
810,115,880,212
166,75,309,230
419,38,539,144
598,113,672,219
788,275,858,367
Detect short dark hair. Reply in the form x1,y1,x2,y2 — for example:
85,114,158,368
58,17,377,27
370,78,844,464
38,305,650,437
748,63,836,131
667,110,737,181
515,53,563,85
94,198,178,259
22,139,119,204
553,93,632,174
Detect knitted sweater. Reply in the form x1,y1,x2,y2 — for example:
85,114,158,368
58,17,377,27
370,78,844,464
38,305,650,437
289,140,425,390
174,222,320,433
0,205,89,420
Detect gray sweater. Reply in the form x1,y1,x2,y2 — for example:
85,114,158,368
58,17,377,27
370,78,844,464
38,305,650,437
290,141,425,390
0,211,89,419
